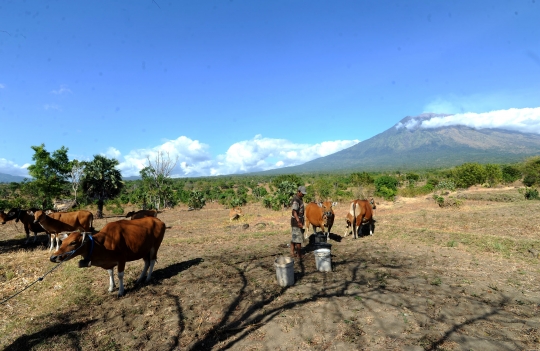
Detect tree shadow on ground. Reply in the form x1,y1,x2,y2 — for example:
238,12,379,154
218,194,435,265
183,247,526,351
0,236,49,255
4,319,96,351
124,258,204,294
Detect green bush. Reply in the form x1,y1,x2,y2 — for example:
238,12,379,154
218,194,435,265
188,190,206,209
522,187,539,200
523,175,536,187
501,165,521,184
452,163,486,188
435,180,456,192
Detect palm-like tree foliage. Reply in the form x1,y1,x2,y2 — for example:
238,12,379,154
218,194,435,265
82,155,124,218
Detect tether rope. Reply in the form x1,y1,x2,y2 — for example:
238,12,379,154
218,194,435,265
0,242,81,305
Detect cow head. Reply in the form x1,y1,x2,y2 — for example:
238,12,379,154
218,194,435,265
50,231,88,263
0,211,7,224
318,201,336,223
5,208,20,223
31,210,46,224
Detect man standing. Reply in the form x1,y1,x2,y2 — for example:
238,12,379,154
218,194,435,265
291,185,307,258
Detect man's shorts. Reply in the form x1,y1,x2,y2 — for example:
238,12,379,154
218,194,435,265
291,226,304,243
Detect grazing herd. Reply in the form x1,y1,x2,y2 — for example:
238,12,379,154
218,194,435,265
1,197,376,296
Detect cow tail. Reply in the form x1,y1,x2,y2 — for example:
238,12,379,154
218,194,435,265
352,202,357,239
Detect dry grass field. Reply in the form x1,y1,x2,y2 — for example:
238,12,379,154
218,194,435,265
1,187,539,351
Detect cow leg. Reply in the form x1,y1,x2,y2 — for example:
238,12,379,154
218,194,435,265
146,260,156,283
23,227,31,244
107,269,116,292
137,258,150,284
55,234,61,252
117,271,125,297
117,262,126,297
49,234,55,252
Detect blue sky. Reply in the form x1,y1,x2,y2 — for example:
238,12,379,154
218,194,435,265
1,0,539,178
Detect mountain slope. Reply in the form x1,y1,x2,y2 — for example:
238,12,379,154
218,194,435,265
0,173,28,183
267,113,540,174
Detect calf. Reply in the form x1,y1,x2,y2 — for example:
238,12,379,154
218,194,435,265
345,198,375,239
50,217,166,297
305,201,336,241
229,207,243,222
33,210,81,251
2,208,48,244
125,210,158,220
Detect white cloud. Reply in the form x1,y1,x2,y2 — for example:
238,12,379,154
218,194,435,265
423,91,540,115
44,104,61,111
0,158,30,177
114,135,359,178
50,85,72,95
103,147,121,159
117,136,213,177
400,107,540,134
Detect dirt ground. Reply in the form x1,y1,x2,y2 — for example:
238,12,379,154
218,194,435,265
1,188,540,350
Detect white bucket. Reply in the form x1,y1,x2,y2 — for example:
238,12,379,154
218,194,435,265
314,248,332,272
274,256,295,287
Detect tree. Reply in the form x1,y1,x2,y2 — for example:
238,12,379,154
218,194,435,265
374,175,398,200
81,155,124,218
522,156,540,187
27,144,72,209
484,164,502,187
70,160,85,204
501,165,521,184
350,172,374,186
141,151,179,210
452,163,486,188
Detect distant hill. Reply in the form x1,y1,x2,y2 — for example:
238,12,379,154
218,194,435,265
263,113,540,174
0,173,28,183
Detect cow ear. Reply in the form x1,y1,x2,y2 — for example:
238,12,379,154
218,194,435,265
332,202,337,207
28,211,34,215
317,202,323,207
60,233,70,240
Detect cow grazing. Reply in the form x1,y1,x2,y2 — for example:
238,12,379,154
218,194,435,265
32,210,94,251
229,207,243,222
345,198,375,239
2,208,48,244
50,217,166,297
125,210,158,220
305,201,337,241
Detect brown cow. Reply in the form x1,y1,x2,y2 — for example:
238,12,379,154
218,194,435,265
125,210,158,220
345,198,375,239
229,207,243,222
50,217,166,297
305,201,337,241
32,210,94,252
2,208,48,244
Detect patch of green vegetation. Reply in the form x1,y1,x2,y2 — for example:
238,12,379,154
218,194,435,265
430,277,442,286
446,240,458,248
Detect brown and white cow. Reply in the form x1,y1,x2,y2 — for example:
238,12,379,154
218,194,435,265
229,207,243,222
2,208,48,244
305,201,337,241
125,209,158,220
32,210,94,251
50,217,166,297
345,198,375,239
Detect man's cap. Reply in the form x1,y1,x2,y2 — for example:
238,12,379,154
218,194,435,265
298,185,307,194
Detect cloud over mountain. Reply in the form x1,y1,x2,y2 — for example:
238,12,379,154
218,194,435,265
396,107,540,134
